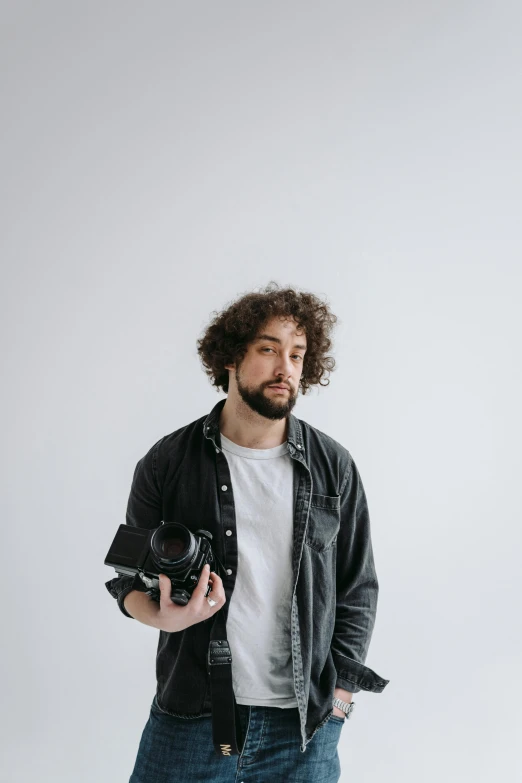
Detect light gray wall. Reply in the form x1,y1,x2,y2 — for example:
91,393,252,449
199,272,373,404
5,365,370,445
2,2,521,781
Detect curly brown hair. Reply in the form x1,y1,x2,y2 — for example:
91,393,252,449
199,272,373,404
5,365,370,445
196,281,338,395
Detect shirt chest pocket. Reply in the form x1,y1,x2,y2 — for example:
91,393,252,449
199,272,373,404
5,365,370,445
305,493,341,552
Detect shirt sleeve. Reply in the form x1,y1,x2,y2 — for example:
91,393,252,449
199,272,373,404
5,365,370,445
331,458,389,693
105,438,164,618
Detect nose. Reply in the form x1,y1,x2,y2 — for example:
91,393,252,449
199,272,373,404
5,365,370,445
273,355,294,383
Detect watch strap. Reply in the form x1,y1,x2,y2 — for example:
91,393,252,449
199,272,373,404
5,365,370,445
332,697,356,718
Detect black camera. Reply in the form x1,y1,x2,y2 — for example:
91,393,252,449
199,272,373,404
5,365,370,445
104,522,225,605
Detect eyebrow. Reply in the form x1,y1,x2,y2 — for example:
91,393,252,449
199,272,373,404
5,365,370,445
254,334,307,351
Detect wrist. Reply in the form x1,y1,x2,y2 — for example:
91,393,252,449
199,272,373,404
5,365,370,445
333,687,353,703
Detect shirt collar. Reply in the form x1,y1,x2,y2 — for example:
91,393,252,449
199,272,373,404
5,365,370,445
202,398,305,455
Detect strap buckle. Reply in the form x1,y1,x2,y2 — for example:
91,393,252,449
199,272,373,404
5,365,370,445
207,640,232,672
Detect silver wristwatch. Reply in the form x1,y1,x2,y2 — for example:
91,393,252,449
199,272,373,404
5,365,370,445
332,697,356,719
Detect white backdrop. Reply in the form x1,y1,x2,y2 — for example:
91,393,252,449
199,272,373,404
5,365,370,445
2,2,521,781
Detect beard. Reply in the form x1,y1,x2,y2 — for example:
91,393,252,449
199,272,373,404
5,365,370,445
235,367,298,420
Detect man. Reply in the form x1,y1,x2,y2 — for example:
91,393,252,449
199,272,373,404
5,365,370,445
106,282,389,783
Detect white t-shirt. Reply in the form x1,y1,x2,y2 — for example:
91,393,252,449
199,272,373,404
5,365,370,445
219,431,298,708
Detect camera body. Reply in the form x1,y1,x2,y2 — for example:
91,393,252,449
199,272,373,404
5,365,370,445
104,521,222,605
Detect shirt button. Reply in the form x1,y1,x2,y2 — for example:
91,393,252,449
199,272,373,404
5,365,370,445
226,568,232,575
215,448,220,453
221,485,228,491
225,529,232,536
296,444,302,449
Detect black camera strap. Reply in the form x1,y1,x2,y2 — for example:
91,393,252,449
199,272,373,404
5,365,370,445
207,608,244,758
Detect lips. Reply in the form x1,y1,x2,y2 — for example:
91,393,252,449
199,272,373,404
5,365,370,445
269,385,289,391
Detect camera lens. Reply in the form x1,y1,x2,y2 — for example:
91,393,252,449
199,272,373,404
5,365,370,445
159,537,185,559
150,523,197,572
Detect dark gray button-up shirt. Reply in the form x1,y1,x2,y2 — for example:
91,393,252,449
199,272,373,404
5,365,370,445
106,398,389,753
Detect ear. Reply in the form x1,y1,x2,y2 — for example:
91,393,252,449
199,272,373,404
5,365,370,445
224,362,235,372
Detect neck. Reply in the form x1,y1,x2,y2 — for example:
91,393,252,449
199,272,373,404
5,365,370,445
219,396,288,449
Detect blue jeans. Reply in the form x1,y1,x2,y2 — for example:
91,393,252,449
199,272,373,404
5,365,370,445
128,696,345,783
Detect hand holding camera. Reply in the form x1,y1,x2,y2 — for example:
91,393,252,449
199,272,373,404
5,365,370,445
105,521,228,632
155,564,226,632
